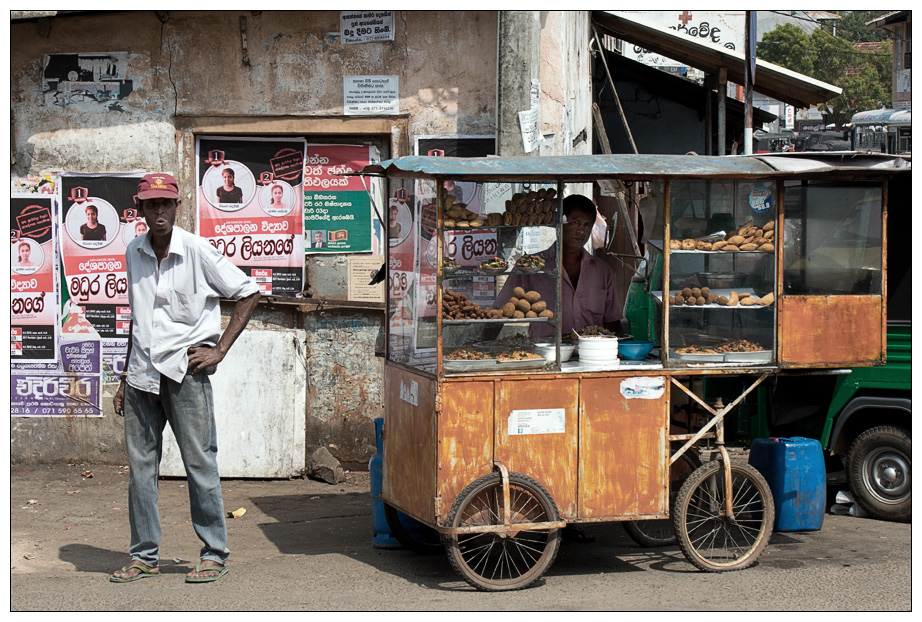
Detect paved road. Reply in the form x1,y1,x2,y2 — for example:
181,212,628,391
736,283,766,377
11,464,912,611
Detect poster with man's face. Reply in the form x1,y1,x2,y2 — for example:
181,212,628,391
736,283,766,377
196,136,306,297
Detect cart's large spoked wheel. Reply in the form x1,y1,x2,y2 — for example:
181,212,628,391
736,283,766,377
624,448,701,547
673,460,774,572
445,472,561,591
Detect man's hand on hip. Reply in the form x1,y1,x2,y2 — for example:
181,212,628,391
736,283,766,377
187,346,224,375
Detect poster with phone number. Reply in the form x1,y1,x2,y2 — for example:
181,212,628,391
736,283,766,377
11,195,59,362
303,144,379,254
412,136,496,351
196,136,306,296
58,174,143,339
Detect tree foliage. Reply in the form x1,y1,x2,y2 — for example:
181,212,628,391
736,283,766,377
757,12,893,126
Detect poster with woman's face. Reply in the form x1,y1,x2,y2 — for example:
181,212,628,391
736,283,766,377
196,136,306,297
11,195,59,362
63,199,119,249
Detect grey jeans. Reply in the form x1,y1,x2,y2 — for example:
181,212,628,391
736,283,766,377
123,372,228,567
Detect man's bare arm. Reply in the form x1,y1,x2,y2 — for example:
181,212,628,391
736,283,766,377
187,292,260,374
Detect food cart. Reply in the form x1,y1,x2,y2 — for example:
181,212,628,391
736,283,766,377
361,152,906,591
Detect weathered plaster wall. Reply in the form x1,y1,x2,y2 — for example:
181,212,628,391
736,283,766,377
9,10,582,470
11,10,499,179
9,10,500,470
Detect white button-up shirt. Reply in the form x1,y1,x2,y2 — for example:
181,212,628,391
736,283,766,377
125,226,259,393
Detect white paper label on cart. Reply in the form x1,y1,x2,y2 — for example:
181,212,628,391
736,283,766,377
508,408,565,436
620,376,665,399
400,380,418,406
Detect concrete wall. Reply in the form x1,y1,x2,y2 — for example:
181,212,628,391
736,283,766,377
10,10,587,470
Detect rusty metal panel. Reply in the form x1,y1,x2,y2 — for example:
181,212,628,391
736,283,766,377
437,380,496,524
493,378,580,519
779,295,884,367
579,375,668,519
383,365,438,524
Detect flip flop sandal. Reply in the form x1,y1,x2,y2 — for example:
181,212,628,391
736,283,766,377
109,564,161,583
184,563,229,584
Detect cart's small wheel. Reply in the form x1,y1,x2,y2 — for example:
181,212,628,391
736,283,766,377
624,448,701,547
673,460,774,572
383,503,444,555
445,472,561,591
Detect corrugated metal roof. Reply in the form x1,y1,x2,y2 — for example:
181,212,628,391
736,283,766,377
360,153,909,181
593,11,842,108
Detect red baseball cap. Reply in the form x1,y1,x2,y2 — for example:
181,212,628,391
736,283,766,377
137,173,179,200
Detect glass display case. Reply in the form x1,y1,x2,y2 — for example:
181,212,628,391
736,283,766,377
664,180,777,367
386,176,565,376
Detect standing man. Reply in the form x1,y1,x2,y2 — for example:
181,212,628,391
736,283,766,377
110,173,260,584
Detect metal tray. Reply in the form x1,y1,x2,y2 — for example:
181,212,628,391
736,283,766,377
723,350,772,363
494,358,547,370
670,351,725,363
443,358,498,372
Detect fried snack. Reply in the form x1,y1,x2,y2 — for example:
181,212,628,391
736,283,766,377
721,244,740,252
762,221,775,231
728,291,739,306
502,302,516,317
727,235,746,246
681,239,696,250
759,292,775,305
741,297,759,306
539,309,554,319
740,243,758,251
758,243,775,252
718,296,729,305
669,240,682,250
524,291,542,303
513,286,526,298
531,301,547,313
712,240,728,251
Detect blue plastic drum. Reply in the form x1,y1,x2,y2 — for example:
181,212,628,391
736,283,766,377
749,437,826,532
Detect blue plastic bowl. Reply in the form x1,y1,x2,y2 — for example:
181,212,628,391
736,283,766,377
618,340,654,360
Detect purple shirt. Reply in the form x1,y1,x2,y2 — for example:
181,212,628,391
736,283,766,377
495,244,622,339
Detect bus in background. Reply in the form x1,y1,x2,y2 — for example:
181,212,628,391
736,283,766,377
850,108,911,154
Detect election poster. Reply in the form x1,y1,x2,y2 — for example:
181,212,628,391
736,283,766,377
411,136,496,351
196,136,306,296
304,144,380,254
11,337,103,418
58,174,142,341
11,195,60,362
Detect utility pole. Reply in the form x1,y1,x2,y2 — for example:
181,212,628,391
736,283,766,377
496,11,540,156
744,10,755,155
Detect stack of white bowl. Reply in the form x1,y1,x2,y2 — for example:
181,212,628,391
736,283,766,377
577,336,620,365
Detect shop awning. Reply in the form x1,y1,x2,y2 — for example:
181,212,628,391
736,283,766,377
592,11,842,109
360,153,909,182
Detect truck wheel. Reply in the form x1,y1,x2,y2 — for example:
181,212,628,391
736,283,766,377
847,426,911,522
